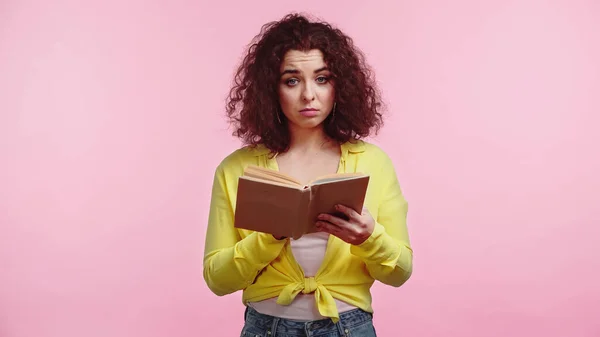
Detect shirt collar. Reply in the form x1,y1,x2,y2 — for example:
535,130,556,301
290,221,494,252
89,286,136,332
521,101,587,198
249,140,365,157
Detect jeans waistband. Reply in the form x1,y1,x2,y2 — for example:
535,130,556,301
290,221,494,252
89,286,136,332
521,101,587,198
243,305,373,336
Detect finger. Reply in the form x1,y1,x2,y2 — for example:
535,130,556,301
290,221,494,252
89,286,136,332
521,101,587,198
317,221,360,245
316,221,343,235
335,204,361,221
317,213,347,227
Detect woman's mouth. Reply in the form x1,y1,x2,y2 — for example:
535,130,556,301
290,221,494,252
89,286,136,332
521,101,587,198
299,108,318,117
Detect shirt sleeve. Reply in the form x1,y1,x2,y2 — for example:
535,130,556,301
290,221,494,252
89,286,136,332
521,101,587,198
349,154,413,287
202,164,287,296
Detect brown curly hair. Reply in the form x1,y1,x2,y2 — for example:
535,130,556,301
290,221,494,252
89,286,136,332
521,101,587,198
225,13,384,154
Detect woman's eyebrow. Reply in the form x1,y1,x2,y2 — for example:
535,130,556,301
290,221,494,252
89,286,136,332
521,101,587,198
280,66,329,77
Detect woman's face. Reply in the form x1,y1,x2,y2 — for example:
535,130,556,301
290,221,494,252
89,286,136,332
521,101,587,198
277,49,335,130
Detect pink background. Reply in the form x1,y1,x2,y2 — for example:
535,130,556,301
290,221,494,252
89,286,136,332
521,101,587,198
1,1,599,336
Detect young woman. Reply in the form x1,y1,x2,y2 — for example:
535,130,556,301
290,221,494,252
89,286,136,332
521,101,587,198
203,13,413,337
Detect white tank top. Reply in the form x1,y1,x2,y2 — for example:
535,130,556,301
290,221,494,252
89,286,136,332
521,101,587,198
248,232,357,320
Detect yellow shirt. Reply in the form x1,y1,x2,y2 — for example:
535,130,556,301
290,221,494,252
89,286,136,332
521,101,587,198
203,140,413,322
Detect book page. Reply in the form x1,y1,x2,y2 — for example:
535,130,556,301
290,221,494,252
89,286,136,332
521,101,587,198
309,173,367,186
239,176,305,190
244,165,303,186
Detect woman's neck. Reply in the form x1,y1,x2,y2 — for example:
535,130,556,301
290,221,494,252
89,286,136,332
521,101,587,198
287,124,335,155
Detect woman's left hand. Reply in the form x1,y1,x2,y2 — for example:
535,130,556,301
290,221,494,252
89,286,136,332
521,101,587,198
315,204,375,245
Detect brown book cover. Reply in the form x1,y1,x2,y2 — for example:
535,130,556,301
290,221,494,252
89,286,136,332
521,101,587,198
234,165,370,239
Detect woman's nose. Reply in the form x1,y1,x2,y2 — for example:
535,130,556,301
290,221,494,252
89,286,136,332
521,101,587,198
302,83,315,101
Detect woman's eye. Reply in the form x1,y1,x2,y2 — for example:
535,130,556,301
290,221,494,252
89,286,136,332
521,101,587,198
316,76,329,83
286,78,299,85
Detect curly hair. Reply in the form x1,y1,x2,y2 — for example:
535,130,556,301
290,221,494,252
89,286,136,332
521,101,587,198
225,13,384,154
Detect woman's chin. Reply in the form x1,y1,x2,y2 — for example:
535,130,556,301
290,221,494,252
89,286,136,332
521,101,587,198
290,119,326,130
288,114,328,128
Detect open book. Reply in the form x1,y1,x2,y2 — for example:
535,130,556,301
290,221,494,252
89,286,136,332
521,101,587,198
234,165,370,240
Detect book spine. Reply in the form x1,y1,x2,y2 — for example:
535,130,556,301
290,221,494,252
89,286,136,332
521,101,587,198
304,185,319,235
293,188,312,238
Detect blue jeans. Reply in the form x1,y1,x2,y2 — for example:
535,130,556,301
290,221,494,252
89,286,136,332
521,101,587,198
240,306,377,337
